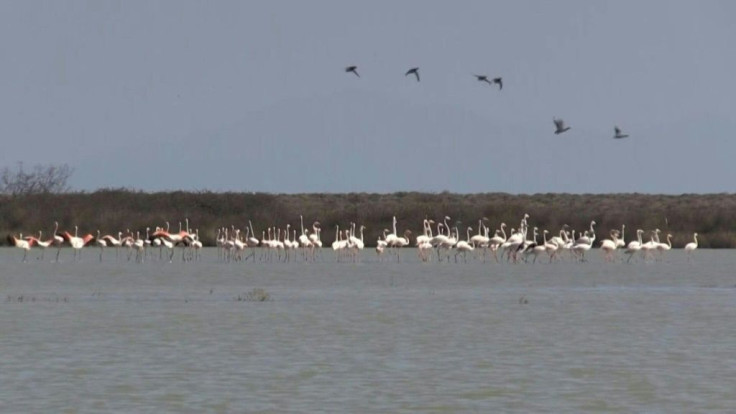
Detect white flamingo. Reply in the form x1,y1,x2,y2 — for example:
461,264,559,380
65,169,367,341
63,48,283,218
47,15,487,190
624,229,644,263
684,233,698,256
599,230,619,262
655,233,672,261
543,230,559,263
7,233,34,262
615,225,626,248
25,231,53,260
95,230,107,262
454,227,475,263
52,221,65,262
60,226,95,261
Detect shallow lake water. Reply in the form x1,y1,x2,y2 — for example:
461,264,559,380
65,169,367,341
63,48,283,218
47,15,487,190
1,247,735,413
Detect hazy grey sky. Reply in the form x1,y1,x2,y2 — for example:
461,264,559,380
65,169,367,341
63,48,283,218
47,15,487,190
1,1,734,194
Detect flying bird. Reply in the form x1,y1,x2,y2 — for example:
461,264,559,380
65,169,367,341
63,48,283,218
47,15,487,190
474,74,493,85
405,67,420,82
492,77,503,90
345,65,360,78
553,118,571,135
613,126,629,139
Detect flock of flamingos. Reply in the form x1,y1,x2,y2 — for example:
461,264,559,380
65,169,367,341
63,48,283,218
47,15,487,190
5,213,700,264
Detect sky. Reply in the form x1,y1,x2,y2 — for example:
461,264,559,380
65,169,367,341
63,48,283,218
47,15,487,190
1,0,735,194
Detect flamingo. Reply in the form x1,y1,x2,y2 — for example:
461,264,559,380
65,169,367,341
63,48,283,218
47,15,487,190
488,223,507,262
437,225,457,262
246,221,260,247
417,236,434,262
543,230,559,263
530,228,547,263
52,221,65,262
430,217,451,261
616,225,626,248
393,230,412,248
60,226,95,261
624,229,644,263
655,233,672,261
7,233,35,262
470,218,490,248
348,223,365,249
572,228,595,262
575,221,597,245
102,232,123,260
25,231,53,260
299,215,313,248
391,230,412,262
547,224,568,248
121,230,135,260
640,230,658,261
454,227,475,263
345,224,365,262
416,219,432,246
684,233,698,256
191,229,203,261
160,233,176,262
151,221,190,246
333,228,350,262
503,228,524,262
222,228,235,262
599,230,619,262
95,230,107,262
309,221,322,247
376,229,389,259
385,216,399,245
133,231,145,263
332,225,348,261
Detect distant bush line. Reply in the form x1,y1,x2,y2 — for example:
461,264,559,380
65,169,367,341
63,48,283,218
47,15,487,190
1,190,734,248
